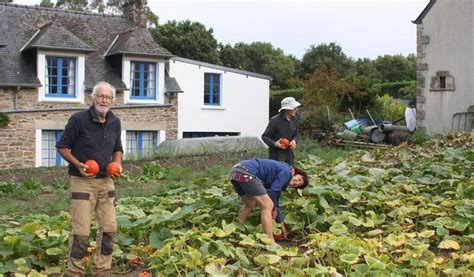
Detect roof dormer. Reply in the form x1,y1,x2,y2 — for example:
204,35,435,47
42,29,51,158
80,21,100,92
105,28,174,105
105,28,172,58
20,22,94,53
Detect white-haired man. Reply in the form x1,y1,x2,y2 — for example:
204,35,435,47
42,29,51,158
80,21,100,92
56,81,123,276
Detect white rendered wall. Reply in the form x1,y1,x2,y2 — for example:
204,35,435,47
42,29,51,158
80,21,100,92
169,59,270,139
420,0,474,134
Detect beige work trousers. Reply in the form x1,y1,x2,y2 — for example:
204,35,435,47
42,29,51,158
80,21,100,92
66,176,117,277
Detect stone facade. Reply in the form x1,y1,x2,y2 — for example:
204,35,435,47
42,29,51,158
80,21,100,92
415,24,427,133
0,87,178,170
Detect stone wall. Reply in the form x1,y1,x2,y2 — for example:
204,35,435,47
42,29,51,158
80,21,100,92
0,88,178,169
415,24,428,133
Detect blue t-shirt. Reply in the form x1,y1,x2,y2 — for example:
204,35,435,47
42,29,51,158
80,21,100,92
240,159,292,223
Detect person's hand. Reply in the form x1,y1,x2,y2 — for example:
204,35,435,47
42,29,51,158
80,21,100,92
108,162,123,178
111,164,123,178
76,162,96,178
289,140,297,150
274,140,287,149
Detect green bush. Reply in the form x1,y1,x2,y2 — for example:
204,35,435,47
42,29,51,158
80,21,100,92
0,112,10,127
371,94,405,122
372,80,416,99
23,177,42,191
298,106,347,135
140,161,166,181
410,131,429,145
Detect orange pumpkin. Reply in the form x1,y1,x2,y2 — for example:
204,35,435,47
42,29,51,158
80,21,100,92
279,138,290,148
84,160,99,175
106,162,121,176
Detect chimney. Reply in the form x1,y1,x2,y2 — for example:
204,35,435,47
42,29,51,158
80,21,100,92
123,0,148,28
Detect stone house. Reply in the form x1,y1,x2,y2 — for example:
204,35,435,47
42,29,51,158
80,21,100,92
0,1,271,170
413,0,474,135
0,1,183,169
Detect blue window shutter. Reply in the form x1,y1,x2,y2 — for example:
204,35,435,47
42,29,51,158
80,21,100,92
137,131,143,159
55,130,63,167
209,74,214,104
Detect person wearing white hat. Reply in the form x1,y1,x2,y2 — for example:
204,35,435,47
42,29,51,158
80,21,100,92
261,97,301,166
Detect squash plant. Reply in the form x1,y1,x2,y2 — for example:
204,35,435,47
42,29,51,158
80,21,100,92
0,132,472,275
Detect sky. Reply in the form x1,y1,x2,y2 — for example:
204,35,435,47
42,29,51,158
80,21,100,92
14,0,430,60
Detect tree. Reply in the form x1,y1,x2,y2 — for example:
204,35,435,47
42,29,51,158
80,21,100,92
301,42,354,77
39,0,54,8
38,0,158,27
373,54,415,82
219,42,296,89
150,20,221,64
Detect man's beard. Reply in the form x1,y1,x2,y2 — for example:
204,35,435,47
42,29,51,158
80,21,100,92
94,104,110,116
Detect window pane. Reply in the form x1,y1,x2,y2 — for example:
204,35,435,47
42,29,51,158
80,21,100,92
45,57,76,97
50,67,57,76
213,93,220,104
50,85,57,94
147,88,155,97
130,62,157,98
41,130,65,167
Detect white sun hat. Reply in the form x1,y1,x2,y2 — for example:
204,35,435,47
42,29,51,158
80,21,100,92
278,97,301,112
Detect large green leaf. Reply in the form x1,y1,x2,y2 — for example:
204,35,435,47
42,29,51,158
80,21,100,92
329,221,348,235
254,254,281,266
149,228,173,249
340,253,358,264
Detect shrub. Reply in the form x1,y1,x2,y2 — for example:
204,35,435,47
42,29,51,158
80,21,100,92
0,112,10,127
298,106,347,135
371,94,405,122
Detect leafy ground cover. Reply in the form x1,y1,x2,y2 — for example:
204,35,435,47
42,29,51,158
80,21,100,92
0,134,472,275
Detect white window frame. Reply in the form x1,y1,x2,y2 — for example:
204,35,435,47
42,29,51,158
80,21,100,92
37,50,85,103
200,69,225,110
121,129,165,160
122,55,165,105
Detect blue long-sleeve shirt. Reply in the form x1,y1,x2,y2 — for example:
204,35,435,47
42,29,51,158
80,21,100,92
240,159,293,223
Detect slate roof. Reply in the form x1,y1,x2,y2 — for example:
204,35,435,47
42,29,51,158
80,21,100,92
106,28,173,58
171,57,272,80
21,22,95,53
413,0,436,24
165,74,183,93
0,3,174,90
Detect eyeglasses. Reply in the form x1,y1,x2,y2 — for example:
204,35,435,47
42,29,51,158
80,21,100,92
95,94,114,101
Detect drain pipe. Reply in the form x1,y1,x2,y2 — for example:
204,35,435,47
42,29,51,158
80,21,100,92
13,85,20,110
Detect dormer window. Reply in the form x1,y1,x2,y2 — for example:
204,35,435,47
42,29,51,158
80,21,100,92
130,61,156,99
45,56,77,98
